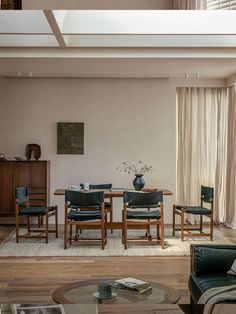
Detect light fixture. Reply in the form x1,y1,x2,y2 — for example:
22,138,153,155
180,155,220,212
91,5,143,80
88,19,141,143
17,71,21,77
29,72,32,77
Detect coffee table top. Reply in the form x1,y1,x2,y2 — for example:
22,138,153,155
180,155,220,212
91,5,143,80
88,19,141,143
52,278,180,305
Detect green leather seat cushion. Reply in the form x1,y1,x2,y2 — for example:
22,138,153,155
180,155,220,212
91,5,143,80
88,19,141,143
127,210,161,220
67,210,106,221
189,273,236,303
128,204,159,209
19,206,55,216
175,205,211,215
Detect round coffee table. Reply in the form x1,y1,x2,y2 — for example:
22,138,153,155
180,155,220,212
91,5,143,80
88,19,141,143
52,279,180,304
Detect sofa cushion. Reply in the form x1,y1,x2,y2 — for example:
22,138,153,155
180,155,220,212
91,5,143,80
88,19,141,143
228,259,236,276
189,273,236,303
191,246,236,276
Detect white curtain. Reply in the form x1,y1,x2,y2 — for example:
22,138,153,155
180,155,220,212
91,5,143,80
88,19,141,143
225,85,236,228
171,0,207,9
176,87,228,224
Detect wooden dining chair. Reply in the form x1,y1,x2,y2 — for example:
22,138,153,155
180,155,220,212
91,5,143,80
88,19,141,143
172,185,214,241
80,183,113,233
64,190,107,250
15,186,58,243
122,191,164,249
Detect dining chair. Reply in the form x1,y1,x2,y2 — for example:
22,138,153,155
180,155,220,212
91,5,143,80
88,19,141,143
122,191,164,249
80,183,113,233
64,190,107,250
172,185,214,241
15,186,58,243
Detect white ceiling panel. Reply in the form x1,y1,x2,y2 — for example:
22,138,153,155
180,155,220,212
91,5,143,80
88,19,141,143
58,11,236,35
0,11,52,34
0,35,58,47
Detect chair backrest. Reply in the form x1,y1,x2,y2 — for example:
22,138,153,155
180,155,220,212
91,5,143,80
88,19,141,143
201,185,214,203
80,183,112,190
15,186,29,206
65,190,104,207
124,191,163,207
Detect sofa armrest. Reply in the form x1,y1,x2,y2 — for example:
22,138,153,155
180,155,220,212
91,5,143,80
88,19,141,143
190,244,236,276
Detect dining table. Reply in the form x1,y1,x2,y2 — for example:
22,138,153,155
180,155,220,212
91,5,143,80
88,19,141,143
54,188,173,230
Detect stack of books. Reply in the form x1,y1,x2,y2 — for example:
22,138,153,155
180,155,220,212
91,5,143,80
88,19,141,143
112,277,152,294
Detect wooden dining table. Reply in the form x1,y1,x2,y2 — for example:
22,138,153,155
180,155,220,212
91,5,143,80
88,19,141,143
54,188,173,230
54,188,173,197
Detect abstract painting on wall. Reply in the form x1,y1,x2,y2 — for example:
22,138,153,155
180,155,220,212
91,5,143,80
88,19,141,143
57,122,84,154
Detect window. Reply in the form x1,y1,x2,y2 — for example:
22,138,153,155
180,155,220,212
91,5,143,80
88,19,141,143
207,0,236,9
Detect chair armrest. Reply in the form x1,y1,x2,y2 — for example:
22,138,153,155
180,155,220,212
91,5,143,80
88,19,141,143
190,244,236,276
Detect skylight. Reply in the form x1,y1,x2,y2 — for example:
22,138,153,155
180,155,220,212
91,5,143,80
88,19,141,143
55,11,236,35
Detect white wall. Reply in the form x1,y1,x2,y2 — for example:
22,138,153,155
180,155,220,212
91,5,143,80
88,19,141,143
0,77,225,223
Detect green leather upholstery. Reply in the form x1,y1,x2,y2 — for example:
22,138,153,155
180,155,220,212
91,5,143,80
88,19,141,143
189,245,236,303
127,210,161,220
184,207,211,215
124,191,162,220
201,185,214,203
80,184,112,209
16,187,56,216
19,206,55,216
65,190,104,208
65,190,105,222
67,210,106,221
124,191,163,208
16,186,29,206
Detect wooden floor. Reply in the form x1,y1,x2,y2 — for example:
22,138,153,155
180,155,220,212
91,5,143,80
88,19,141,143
0,224,235,313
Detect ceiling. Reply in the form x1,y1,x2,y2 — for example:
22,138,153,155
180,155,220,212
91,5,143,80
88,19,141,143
0,8,236,80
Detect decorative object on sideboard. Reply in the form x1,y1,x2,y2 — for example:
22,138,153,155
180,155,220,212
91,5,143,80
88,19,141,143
0,152,7,161
57,122,84,154
14,156,27,161
25,143,41,160
117,161,154,191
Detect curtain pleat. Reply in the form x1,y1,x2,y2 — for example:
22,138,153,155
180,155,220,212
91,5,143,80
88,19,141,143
225,85,236,228
171,0,207,9
177,87,228,224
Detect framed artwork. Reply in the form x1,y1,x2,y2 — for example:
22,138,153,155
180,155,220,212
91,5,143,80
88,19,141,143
57,122,84,154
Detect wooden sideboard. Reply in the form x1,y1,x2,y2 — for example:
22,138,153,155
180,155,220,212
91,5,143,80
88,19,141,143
0,161,49,217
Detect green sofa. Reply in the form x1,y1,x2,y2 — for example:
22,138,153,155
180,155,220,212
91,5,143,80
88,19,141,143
189,244,236,304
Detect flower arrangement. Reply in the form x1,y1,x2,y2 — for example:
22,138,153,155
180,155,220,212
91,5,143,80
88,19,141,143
116,161,153,175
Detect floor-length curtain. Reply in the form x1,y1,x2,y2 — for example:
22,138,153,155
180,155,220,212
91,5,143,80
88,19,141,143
176,87,228,224
225,85,236,228
171,0,207,9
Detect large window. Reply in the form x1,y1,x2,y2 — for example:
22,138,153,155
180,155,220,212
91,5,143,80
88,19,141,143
207,0,236,9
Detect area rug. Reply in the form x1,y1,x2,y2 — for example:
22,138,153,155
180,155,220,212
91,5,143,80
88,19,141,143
0,227,233,257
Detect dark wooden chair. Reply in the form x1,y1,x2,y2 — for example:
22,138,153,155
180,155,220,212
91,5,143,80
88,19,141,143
122,191,164,249
64,190,107,250
15,186,58,243
173,185,214,241
80,183,113,233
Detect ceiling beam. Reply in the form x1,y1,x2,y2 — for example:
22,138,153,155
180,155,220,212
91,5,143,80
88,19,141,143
43,10,66,48
1,47,236,59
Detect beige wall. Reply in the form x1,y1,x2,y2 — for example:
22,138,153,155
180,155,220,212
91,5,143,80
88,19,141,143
0,77,225,223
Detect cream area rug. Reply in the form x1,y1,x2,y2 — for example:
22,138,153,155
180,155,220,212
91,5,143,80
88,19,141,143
0,227,232,257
